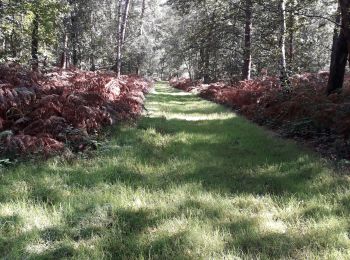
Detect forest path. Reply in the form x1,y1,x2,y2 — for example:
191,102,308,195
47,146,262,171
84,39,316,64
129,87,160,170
2,83,350,258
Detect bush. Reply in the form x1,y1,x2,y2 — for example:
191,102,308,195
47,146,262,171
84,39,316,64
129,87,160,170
0,63,152,156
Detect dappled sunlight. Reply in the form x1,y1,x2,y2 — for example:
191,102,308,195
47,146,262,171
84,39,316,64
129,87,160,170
148,111,236,121
153,91,193,96
146,86,237,121
0,202,62,233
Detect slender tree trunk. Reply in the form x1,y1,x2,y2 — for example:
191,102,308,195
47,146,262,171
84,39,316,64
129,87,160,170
10,28,17,58
116,1,122,76
242,0,253,80
140,0,146,36
90,11,96,71
115,0,131,77
120,0,130,43
136,0,146,74
279,0,289,88
31,12,39,71
200,46,210,84
0,1,2,53
287,0,297,69
71,13,78,66
90,54,95,71
60,32,69,69
0,0,4,55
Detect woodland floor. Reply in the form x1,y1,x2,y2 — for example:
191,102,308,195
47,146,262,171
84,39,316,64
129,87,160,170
1,82,350,259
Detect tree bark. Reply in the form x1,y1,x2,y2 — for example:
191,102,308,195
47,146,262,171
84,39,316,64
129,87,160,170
287,0,297,68
90,10,96,71
242,0,253,80
31,12,39,71
279,0,289,88
140,0,146,36
115,0,131,77
60,32,69,69
200,46,210,84
116,1,122,76
327,31,348,94
71,7,78,66
327,0,350,94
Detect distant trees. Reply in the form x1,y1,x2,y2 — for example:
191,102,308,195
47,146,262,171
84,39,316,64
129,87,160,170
166,0,336,83
0,0,340,82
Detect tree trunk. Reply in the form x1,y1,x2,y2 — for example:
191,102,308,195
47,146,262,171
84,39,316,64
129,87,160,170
327,31,348,94
31,12,39,71
115,0,131,77
120,0,130,43
90,11,96,71
116,1,122,76
339,0,350,49
60,32,69,69
287,0,297,69
90,53,95,71
71,12,78,66
332,5,341,55
279,0,289,88
10,28,17,58
200,46,210,84
140,0,146,36
327,0,350,94
242,0,253,80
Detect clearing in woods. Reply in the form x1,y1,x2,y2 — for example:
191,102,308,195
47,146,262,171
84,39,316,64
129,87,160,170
1,82,350,259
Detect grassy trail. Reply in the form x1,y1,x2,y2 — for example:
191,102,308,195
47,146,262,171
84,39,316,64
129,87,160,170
1,82,350,259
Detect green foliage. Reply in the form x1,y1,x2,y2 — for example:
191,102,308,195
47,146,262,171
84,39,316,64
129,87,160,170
0,0,65,62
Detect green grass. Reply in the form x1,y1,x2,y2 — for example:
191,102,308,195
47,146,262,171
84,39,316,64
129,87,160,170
1,82,350,259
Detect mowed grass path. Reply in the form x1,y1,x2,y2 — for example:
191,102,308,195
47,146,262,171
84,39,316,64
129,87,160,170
1,83,350,259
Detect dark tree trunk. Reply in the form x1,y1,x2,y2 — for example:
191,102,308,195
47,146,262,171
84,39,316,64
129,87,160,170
31,12,39,71
10,29,17,58
90,53,95,71
200,46,210,84
327,31,348,94
71,14,78,66
287,0,297,68
327,1,350,94
242,0,252,80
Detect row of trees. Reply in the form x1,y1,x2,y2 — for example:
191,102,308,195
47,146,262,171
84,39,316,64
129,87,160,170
0,0,164,75
1,0,350,91
166,0,339,84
